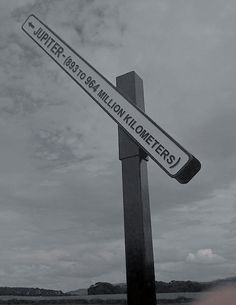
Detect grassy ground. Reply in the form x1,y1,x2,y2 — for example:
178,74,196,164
0,297,194,305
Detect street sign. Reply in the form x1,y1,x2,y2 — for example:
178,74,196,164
22,14,200,183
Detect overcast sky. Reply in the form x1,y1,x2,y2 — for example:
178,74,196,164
0,0,236,292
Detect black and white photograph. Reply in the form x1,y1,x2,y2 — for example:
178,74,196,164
0,1,236,304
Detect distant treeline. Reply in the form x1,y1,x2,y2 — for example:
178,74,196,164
88,277,236,295
87,281,206,295
156,280,210,293
0,287,64,296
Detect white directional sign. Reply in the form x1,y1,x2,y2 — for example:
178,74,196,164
22,15,200,183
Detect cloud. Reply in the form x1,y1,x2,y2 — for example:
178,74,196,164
0,0,126,173
12,0,126,48
31,125,93,167
0,0,236,291
186,249,225,264
0,240,126,290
